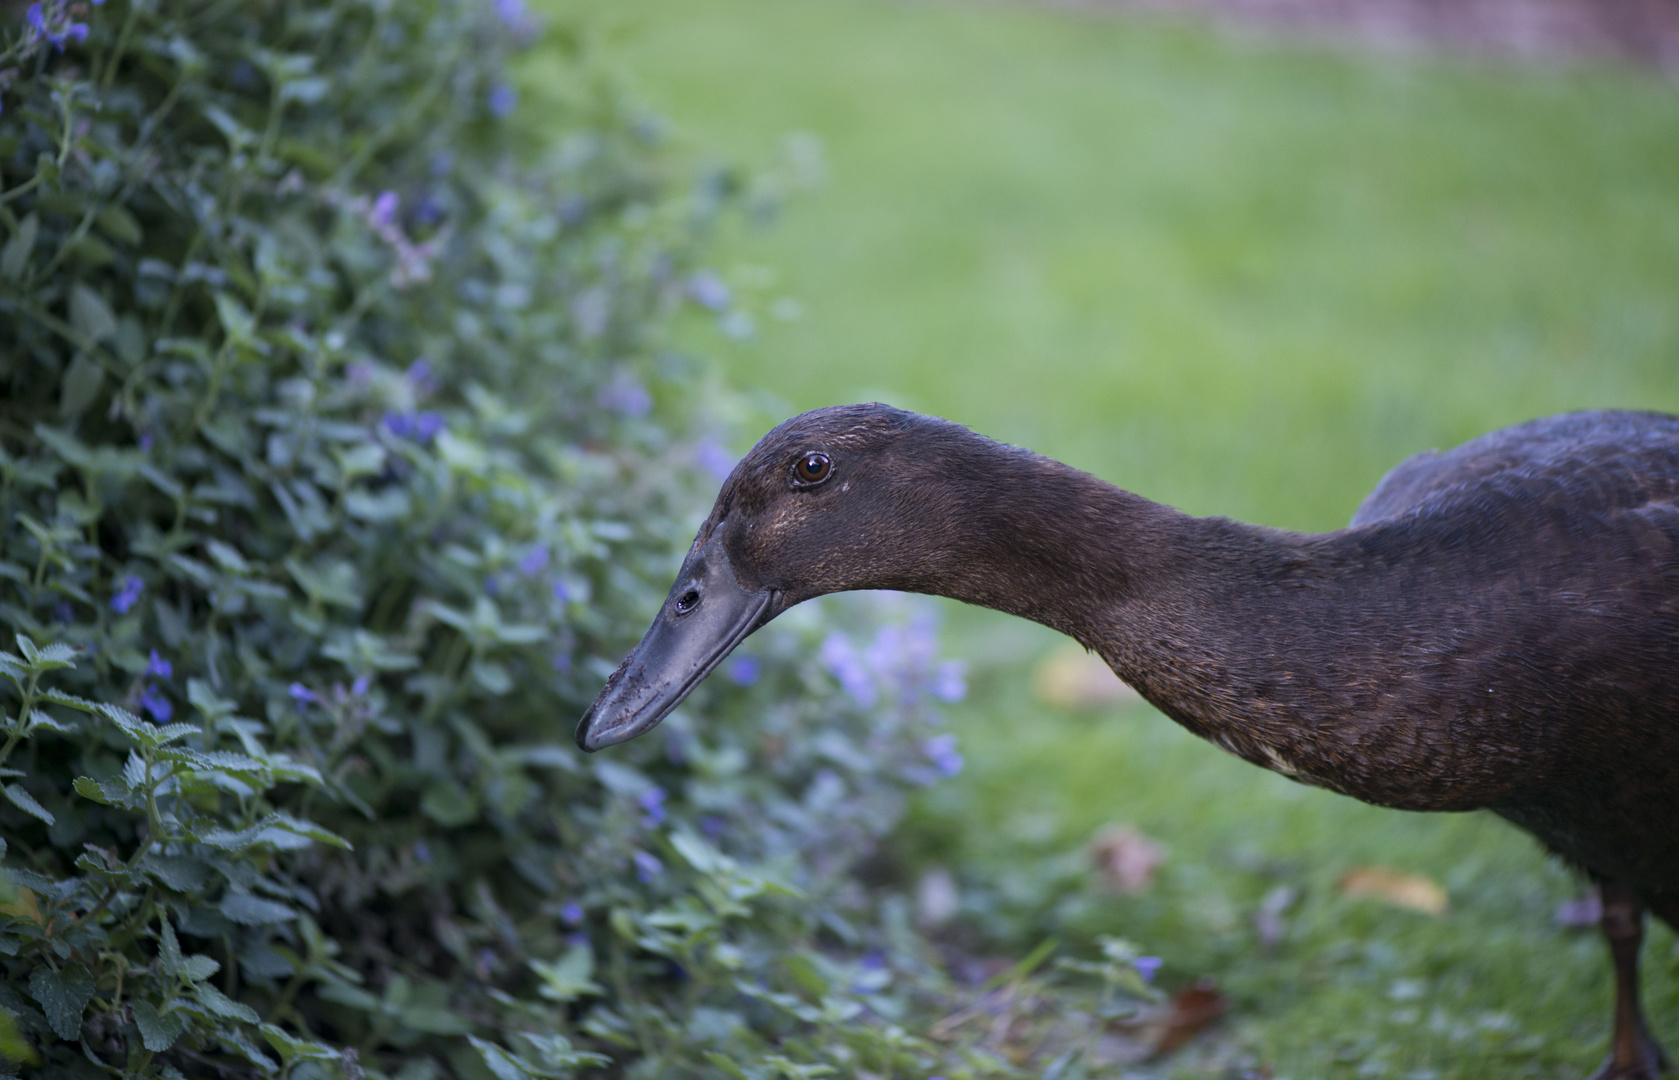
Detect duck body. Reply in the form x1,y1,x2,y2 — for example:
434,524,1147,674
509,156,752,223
579,404,1679,1076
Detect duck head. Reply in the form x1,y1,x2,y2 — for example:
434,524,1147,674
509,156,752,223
576,403,985,751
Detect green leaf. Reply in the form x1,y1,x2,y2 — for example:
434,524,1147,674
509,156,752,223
72,777,110,804
220,892,297,926
159,918,184,974
68,284,118,344
95,204,143,246
0,1003,40,1066
195,982,258,1022
3,784,54,825
0,214,38,280
131,999,186,1052
472,1038,533,1080
259,1023,338,1064
59,354,105,417
40,689,97,712
28,962,94,1040
530,945,603,1004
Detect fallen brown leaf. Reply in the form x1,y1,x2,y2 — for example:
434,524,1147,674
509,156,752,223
1033,647,1139,709
1092,825,1165,895
1338,866,1448,916
1118,979,1230,1056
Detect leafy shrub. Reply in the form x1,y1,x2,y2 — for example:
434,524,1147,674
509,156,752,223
0,2,1162,1077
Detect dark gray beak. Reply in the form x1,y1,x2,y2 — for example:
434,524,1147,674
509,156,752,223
575,531,774,752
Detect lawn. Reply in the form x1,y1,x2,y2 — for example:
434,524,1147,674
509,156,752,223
518,1,1679,1075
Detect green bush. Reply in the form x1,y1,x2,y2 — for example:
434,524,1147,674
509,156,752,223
0,2,1160,1077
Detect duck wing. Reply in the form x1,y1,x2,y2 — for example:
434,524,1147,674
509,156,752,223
1351,410,1679,528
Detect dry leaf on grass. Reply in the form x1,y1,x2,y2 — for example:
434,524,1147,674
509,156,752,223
1092,825,1165,895
1338,866,1448,916
1117,979,1231,1056
1033,647,1139,709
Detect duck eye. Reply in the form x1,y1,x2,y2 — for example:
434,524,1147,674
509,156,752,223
793,452,831,486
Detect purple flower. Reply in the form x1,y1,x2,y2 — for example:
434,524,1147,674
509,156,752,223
483,574,500,596
368,191,399,230
637,787,667,827
351,675,371,696
494,0,529,26
596,373,651,419
288,682,318,707
632,851,662,883
687,270,731,311
412,412,445,443
1134,956,1163,982
488,83,518,119
565,931,590,949
475,948,497,980
923,733,964,778
550,650,572,673
931,660,968,703
560,900,585,926
518,545,550,576
138,686,173,722
413,842,432,864
383,411,445,444
552,580,571,604
406,357,437,396
699,815,725,839
145,650,173,681
110,575,143,615
727,656,759,687
25,4,44,31
138,433,153,451
695,440,737,483
820,633,876,708
53,602,73,623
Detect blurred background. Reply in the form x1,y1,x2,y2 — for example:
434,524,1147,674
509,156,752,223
522,1,1679,1074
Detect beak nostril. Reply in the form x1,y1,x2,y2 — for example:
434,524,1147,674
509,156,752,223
674,588,701,614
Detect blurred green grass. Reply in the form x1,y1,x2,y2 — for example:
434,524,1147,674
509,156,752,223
520,1,1679,1075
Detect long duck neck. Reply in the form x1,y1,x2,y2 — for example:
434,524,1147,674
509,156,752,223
910,440,1455,806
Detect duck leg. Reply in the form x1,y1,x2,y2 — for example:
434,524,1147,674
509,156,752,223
1590,880,1669,1080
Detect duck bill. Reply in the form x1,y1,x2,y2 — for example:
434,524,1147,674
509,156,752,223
576,532,774,752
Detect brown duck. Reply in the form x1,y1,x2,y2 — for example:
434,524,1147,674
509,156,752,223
578,404,1679,1079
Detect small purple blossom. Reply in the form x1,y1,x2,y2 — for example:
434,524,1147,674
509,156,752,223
483,574,501,596
930,659,968,703
413,842,432,864
288,682,318,707
1134,956,1163,982
383,410,445,444
820,632,877,708
550,650,573,673
687,270,731,311
53,602,73,623
596,373,651,419
923,734,964,778
138,433,153,452
475,948,498,980
695,440,737,482
138,685,173,722
560,900,585,926
352,675,371,696
488,83,518,118
700,815,725,839
637,787,667,827
552,580,571,604
406,357,437,396
633,851,662,883
727,656,760,687
145,650,173,680
110,575,144,615
565,931,590,948
518,544,550,576
368,191,399,230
